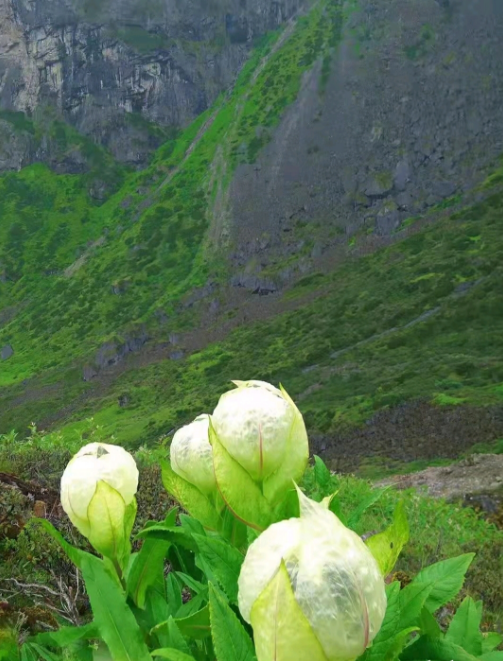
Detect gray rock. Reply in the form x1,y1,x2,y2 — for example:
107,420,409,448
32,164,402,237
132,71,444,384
83,365,97,381
375,211,401,236
1,344,14,360
364,175,393,198
394,159,411,191
432,181,457,198
395,191,412,210
231,273,278,295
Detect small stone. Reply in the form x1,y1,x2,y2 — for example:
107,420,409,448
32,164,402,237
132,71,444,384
1,345,14,361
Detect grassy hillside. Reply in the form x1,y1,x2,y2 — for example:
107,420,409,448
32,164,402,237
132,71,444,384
0,0,502,477
0,0,340,389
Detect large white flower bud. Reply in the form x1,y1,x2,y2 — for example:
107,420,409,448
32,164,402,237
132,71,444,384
170,414,216,495
238,490,387,661
60,442,138,564
211,380,308,485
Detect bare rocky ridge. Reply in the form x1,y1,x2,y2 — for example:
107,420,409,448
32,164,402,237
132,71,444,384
0,0,305,168
228,0,503,285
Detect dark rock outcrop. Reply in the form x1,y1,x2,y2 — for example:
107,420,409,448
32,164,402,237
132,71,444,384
0,0,305,169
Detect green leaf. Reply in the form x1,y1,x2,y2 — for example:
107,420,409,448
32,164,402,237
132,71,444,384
161,460,222,532
400,635,480,661
313,456,331,491
250,562,326,661
209,583,256,661
20,645,37,661
347,487,389,530
445,596,483,655
126,538,170,608
32,623,98,649
398,581,434,629
24,645,60,661
193,534,244,603
150,617,191,655
419,606,441,638
209,424,272,531
327,492,347,526
174,605,211,640
174,572,206,595
262,385,309,506
483,633,503,653
178,515,207,537
37,519,87,568
221,507,248,549
86,481,129,567
151,650,196,661
362,582,417,661
481,653,503,661
137,525,198,552
167,573,183,615
366,501,409,576
79,554,151,661
414,553,475,612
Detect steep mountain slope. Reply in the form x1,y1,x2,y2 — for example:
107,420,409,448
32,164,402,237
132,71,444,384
0,0,305,169
1,0,503,473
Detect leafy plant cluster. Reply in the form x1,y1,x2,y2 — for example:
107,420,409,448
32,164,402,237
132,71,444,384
2,452,501,661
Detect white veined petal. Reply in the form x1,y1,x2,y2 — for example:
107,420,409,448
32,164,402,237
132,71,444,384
238,518,301,623
212,383,293,481
60,454,99,520
170,414,216,494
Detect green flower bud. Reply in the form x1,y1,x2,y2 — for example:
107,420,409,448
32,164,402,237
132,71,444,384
170,414,216,495
60,442,138,565
238,489,387,661
212,380,308,486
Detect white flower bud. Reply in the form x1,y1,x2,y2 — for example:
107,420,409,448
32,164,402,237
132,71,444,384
212,380,308,484
60,442,138,562
238,490,387,661
170,414,216,495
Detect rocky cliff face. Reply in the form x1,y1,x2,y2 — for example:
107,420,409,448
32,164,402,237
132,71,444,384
0,0,305,169
228,0,503,285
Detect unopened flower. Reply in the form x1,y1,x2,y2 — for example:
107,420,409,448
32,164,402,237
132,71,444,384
60,442,138,564
211,380,308,491
238,489,387,661
170,414,216,495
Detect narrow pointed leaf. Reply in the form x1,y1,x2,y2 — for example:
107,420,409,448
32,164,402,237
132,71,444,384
209,583,256,661
80,554,151,661
161,460,222,531
32,623,98,648
126,538,170,608
445,596,483,655
347,487,389,530
250,561,327,661
193,534,244,603
151,651,196,661
366,500,409,576
209,424,272,531
174,605,211,640
398,582,434,629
